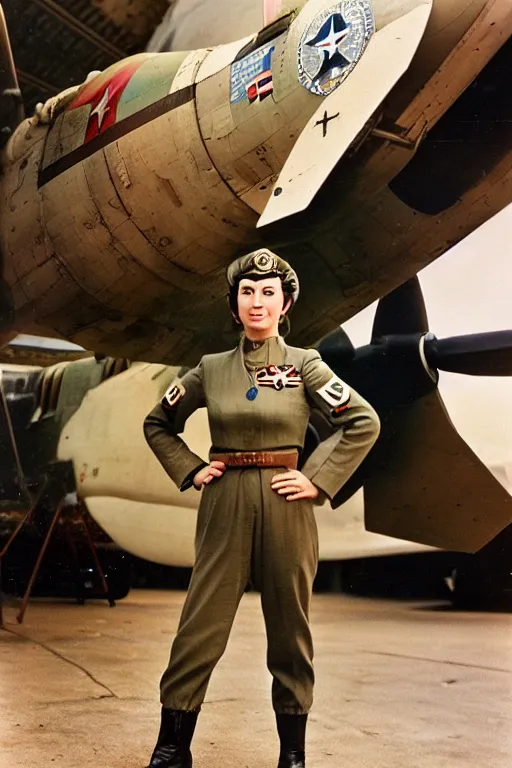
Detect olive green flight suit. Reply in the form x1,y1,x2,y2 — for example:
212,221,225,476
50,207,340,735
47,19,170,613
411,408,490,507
144,335,380,714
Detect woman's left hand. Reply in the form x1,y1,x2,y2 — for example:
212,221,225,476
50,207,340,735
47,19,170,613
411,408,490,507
271,470,319,501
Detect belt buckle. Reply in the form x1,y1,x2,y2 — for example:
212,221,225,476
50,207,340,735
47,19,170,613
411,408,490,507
247,452,258,466
237,451,259,467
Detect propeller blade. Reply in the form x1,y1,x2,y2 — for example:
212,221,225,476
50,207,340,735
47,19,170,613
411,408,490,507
363,389,512,552
371,276,429,342
424,330,512,376
316,326,355,369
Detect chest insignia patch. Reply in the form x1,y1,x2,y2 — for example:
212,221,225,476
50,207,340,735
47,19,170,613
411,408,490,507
316,374,351,410
255,365,302,390
161,380,185,410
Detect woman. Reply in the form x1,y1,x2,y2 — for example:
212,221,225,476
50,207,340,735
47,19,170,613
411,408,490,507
143,248,380,768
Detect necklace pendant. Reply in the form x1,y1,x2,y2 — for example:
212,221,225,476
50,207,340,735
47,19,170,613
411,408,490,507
246,386,259,401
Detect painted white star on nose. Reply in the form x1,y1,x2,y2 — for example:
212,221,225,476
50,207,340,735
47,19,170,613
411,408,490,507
310,16,349,60
90,87,110,129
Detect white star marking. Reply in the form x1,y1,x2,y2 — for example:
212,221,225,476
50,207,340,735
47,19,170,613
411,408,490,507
310,16,349,60
90,87,110,129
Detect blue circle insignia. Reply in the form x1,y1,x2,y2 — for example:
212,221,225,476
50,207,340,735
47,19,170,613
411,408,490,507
298,0,375,97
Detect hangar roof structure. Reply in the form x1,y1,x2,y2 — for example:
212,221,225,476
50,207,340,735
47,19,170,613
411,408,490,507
3,0,168,114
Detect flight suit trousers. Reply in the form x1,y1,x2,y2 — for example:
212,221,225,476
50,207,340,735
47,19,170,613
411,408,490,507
160,467,319,714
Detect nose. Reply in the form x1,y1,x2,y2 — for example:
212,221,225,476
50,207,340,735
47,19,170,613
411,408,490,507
252,290,263,307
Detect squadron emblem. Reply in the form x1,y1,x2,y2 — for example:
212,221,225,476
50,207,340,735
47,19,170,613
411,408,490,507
161,380,185,410
316,374,351,414
298,0,375,97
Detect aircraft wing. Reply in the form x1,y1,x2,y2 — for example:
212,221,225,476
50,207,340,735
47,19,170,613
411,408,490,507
0,335,91,367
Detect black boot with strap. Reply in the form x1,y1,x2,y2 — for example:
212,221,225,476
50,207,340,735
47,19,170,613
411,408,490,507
276,713,307,768
147,708,199,768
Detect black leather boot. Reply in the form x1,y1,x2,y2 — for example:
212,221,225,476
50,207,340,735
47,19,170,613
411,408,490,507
146,708,199,768
276,713,307,768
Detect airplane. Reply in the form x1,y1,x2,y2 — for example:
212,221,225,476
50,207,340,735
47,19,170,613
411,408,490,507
1,209,511,606
0,0,512,568
0,352,133,608
0,0,511,361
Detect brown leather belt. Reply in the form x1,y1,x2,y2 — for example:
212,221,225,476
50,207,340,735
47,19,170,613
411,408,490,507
210,450,298,470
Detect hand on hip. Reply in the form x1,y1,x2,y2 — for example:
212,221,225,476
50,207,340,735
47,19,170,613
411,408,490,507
271,470,319,501
193,461,226,488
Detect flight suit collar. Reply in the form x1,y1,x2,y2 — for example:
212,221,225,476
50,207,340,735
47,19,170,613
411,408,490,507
239,333,287,369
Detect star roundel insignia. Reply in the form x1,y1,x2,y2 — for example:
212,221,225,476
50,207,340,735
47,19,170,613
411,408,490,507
298,0,375,97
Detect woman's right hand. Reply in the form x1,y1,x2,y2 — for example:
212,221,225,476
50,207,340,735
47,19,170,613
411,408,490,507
193,461,226,489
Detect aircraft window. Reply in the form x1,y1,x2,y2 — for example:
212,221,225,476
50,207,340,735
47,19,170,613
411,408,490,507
234,13,294,61
33,373,51,421
102,357,129,380
103,358,115,379
32,366,65,421
47,367,65,414
113,358,129,376
389,39,511,215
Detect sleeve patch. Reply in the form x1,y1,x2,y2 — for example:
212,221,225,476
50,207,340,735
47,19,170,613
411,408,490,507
161,380,185,410
316,375,351,409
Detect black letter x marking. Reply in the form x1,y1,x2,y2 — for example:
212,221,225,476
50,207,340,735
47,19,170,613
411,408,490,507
315,110,340,138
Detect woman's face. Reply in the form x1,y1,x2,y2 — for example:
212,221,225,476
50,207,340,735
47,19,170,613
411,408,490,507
237,277,291,340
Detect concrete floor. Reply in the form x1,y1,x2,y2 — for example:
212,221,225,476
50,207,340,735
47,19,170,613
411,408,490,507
0,590,511,768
